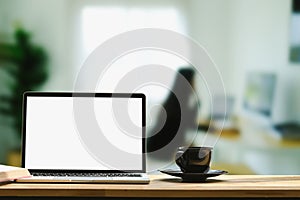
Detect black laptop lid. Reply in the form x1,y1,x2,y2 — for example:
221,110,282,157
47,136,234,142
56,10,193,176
22,92,146,173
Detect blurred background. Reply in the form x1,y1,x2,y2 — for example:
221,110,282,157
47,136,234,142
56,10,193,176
0,0,300,174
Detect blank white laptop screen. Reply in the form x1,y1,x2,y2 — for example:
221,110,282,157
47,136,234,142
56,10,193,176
23,93,144,171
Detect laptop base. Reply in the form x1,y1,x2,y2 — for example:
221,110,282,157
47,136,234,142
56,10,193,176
16,173,150,184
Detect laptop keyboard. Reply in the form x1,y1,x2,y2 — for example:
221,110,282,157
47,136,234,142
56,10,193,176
31,172,142,177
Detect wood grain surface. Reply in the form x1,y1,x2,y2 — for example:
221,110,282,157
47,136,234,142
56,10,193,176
1,175,300,198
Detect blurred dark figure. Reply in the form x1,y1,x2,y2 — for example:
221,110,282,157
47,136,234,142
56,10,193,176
147,67,199,161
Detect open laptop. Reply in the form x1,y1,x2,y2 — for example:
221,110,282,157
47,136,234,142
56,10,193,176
17,92,149,184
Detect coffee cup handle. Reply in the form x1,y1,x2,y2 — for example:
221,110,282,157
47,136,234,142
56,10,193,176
175,150,185,170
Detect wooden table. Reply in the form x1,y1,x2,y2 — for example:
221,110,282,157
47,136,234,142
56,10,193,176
1,174,300,198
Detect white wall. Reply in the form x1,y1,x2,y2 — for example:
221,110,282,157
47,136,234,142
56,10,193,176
187,0,232,88
185,0,234,118
228,0,300,123
188,0,300,123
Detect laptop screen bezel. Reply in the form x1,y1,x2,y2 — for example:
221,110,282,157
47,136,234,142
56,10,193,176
22,92,146,173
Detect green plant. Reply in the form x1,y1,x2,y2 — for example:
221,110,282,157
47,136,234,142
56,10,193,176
0,27,48,140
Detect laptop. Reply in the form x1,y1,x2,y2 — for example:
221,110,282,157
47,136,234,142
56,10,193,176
17,92,149,184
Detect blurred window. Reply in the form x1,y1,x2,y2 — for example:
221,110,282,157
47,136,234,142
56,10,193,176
79,6,189,102
81,7,185,57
